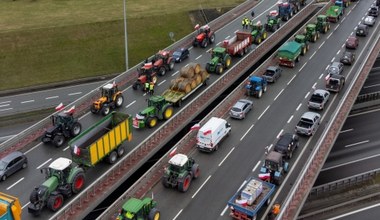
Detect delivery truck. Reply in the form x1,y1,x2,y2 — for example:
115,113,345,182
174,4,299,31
196,117,231,152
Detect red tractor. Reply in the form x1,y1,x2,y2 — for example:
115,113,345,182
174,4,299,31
193,24,216,48
151,50,175,76
133,63,158,91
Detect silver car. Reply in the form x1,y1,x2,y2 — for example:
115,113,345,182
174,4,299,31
230,99,253,119
364,16,376,26
308,89,330,110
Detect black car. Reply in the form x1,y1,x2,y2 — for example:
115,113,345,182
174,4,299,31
368,6,379,17
274,133,299,159
173,48,190,63
0,151,28,181
340,51,355,65
356,24,369,37
263,66,282,83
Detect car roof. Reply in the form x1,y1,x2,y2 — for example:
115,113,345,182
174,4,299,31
347,36,357,40
358,24,367,28
277,133,294,145
302,111,320,119
266,66,278,71
313,89,328,96
1,151,23,163
331,62,341,67
234,99,250,108
176,47,188,52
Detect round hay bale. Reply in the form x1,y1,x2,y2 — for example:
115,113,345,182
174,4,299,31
190,79,197,89
171,78,185,90
201,70,209,81
180,66,195,78
195,74,202,85
178,81,192,94
189,63,202,74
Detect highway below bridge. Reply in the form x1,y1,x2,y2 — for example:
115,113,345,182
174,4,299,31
0,0,380,220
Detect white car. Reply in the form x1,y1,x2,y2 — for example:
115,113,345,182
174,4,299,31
364,15,376,26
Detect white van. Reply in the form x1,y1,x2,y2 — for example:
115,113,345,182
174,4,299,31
196,117,231,152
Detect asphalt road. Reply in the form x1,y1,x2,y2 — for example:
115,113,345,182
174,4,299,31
360,59,380,94
0,0,283,219
326,202,380,220
137,1,380,220
315,108,380,186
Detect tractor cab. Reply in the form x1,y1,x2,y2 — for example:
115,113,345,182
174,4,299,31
195,24,210,35
317,14,327,23
259,151,289,185
101,83,118,101
148,95,166,110
154,50,170,63
42,158,72,184
167,154,191,173
267,10,279,21
262,151,283,172
211,47,226,59
295,34,306,44
139,63,154,75
306,23,316,33
117,197,158,220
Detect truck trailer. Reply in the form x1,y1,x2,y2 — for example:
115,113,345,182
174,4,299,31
277,41,302,68
222,31,252,57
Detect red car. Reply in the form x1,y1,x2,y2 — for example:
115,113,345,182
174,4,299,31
345,36,359,49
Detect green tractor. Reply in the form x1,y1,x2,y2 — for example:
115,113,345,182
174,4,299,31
265,10,281,32
303,23,320,42
315,14,330,34
294,34,310,55
116,197,160,220
162,153,200,192
133,95,174,129
205,47,232,74
28,157,85,216
250,21,268,44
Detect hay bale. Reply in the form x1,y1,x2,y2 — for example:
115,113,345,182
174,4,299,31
190,79,197,89
201,70,209,81
178,81,192,94
189,63,202,74
170,78,185,90
195,74,202,85
180,66,195,78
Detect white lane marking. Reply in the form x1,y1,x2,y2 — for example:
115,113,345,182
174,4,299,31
172,70,179,76
217,41,221,46
277,129,284,139
287,115,294,124
287,74,297,85
363,83,380,89
325,65,330,70
122,85,132,93
195,55,202,60
312,82,317,89
68,92,82,96
24,142,42,154
240,124,254,141
341,43,345,48
258,105,270,120
349,107,380,117
0,108,13,112
0,135,15,142
0,104,10,107
79,111,90,120
126,100,136,108
347,10,351,16
63,146,70,151
340,128,353,133
296,103,302,111
337,49,341,55
22,202,30,210
219,147,235,166
305,92,310,99
36,158,52,169
319,41,325,49
185,64,189,67
326,203,380,220
158,80,166,86
6,177,24,190
238,180,247,192
299,62,307,71
309,51,316,60
322,153,380,172
274,89,284,101
0,101,11,104
225,35,230,39
45,96,59,100
341,17,346,22
358,21,361,25
221,205,229,216
192,175,211,199
334,24,340,31
206,48,212,53
252,160,261,172
268,144,273,151
319,73,323,79
344,140,369,148
21,100,35,104
234,30,239,33
350,31,353,35
189,46,193,50
331,57,335,63
327,32,333,39
172,209,183,220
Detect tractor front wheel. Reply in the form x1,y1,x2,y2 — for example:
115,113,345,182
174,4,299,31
132,82,140,90
216,64,223,75
169,61,175,70
115,95,124,107
90,105,98,114
70,122,82,137
148,208,161,220
101,106,110,116
71,171,85,194
224,56,232,68
47,194,64,211
209,34,216,44
178,174,192,192
159,67,166,76
162,105,174,120
201,39,208,48
147,117,158,128
53,135,65,147
191,163,200,179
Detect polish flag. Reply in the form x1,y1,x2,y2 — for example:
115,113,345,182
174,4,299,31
203,129,212,135
113,81,117,87
169,147,177,157
236,199,248,206
64,106,76,115
73,145,81,155
258,173,271,181
190,123,201,131
55,103,65,111
325,74,330,81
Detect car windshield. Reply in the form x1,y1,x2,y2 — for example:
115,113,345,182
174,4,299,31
173,52,181,56
329,67,338,73
265,70,275,76
310,94,324,102
0,160,6,170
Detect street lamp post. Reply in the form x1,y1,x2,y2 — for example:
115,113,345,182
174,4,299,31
123,0,129,71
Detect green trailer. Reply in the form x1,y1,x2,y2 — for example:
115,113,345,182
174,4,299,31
69,111,132,167
277,41,302,68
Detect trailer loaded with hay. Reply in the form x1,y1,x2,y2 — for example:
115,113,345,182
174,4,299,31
162,63,209,107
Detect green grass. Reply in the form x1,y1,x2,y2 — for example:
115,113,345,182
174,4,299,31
0,0,243,91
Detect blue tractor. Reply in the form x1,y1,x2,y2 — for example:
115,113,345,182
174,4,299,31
259,151,289,185
245,76,268,98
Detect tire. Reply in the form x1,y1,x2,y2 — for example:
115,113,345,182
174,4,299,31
201,39,208,48
266,197,272,206
205,63,211,72
71,171,85,194
162,177,170,188
216,64,223,75
288,150,293,159
90,105,98,114
1,175,6,181
148,208,160,220
159,67,166,76
22,162,28,169
224,56,232,68
178,174,192,192
30,189,39,204
257,89,263,98
70,122,82,137
47,194,64,212
107,151,118,164
115,95,124,107
191,163,200,179
101,105,110,116
169,61,175,70
132,82,140,90
162,105,174,120
152,76,158,84
214,144,219,151
209,34,215,44
41,136,50,144
263,32,268,40
263,85,267,93
53,135,65,147
117,145,125,157
147,116,158,128
296,55,300,62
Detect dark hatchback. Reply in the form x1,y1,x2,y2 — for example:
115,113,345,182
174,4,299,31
0,151,28,181
173,48,190,63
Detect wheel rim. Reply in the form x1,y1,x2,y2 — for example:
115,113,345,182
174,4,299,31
57,137,64,146
152,76,158,83
150,118,157,127
117,97,123,106
73,125,80,135
2,175,6,181
184,176,190,188
75,176,84,190
53,196,63,209
23,163,27,169
154,213,160,220
195,168,200,177
164,108,173,119
226,58,231,67
104,108,110,115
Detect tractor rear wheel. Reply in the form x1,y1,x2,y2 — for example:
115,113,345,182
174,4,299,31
224,56,232,68
216,64,223,75
209,34,216,44
201,39,208,48
115,95,124,107
148,208,160,220
263,85,267,93
162,105,174,120
178,174,192,192
53,135,65,147
71,171,85,194
70,122,82,137
191,163,200,179
169,60,175,70
101,106,111,116
147,116,158,128
257,89,263,99
159,67,166,76
205,63,211,72
47,194,64,211
263,32,268,39
107,151,118,164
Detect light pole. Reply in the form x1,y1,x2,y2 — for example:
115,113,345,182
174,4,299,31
123,0,129,70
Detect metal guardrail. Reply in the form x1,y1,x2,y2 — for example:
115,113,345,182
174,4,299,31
278,12,380,220
49,2,320,219
356,91,380,103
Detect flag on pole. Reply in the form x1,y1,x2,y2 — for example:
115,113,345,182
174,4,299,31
73,145,80,155
151,192,154,200
190,123,201,131
203,129,212,135
55,103,64,111
169,147,177,157
258,173,270,181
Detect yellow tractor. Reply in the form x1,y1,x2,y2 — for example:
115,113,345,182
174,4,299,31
91,83,124,116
